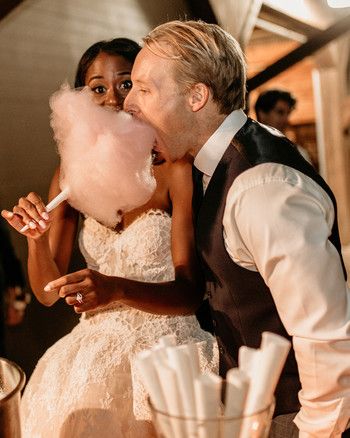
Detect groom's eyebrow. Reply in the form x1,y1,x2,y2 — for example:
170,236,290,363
133,78,150,87
89,72,131,80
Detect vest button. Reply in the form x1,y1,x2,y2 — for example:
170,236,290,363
207,291,212,298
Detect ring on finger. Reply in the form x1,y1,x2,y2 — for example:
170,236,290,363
76,292,83,304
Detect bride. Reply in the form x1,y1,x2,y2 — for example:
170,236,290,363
1,38,218,437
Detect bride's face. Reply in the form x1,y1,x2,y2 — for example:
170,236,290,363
84,52,167,164
84,52,133,111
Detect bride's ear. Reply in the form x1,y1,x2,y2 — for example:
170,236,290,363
188,83,210,112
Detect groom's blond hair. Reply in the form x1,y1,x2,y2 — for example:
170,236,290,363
143,20,246,115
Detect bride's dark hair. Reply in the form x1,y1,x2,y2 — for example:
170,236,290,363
74,38,141,88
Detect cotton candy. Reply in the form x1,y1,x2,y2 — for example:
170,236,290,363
50,84,157,227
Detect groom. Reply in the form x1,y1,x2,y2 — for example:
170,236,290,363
124,21,350,437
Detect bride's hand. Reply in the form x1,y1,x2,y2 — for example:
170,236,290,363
44,268,118,313
1,192,51,239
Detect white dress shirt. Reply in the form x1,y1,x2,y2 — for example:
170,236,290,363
194,110,350,437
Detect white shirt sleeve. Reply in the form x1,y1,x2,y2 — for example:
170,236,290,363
223,163,350,437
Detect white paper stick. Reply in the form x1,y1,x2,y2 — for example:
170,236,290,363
151,345,169,365
257,332,291,406
135,351,173,438
20,187,70,233
194,372,222,438
238,346,259,379
167,346,197,438
156,359,186,438
245,340,290,414
135,351,167,412
261,331,291,354
240,333,290,438
223,368,250,438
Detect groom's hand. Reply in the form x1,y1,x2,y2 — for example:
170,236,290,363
44,269,118,313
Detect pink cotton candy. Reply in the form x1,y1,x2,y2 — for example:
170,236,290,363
49,84,156,227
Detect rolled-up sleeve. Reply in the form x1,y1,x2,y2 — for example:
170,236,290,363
223,163,350,437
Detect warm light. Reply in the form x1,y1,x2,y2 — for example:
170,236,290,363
327,0,350,7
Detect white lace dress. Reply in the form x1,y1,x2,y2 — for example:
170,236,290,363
21,210,218,438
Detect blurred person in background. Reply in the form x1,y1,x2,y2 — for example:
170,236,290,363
0,216,28,355
254,88,313,164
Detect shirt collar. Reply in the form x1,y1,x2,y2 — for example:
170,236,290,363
194,109,247,177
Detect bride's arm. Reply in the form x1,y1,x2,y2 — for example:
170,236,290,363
1,167,79,306
44,158,205,315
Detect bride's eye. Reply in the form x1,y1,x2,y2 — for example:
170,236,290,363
120,80,132,91
91,85,106,94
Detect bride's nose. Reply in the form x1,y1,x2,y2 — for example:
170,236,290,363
105,89,122,110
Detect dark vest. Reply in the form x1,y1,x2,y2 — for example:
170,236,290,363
194,118,347,416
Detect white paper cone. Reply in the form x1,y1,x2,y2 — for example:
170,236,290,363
135,351,172,438
238,346,259,379
240,333,290,438
135,351,166,411
194,372,222,438
167,346,197,438
223,368,250,438
156,360,186,438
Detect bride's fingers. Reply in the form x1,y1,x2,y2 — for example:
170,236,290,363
18,196,48,229
44,270,90,293
13,205,37,230
2,208,33,232
57,283,86,299
1,209,14,220
26,192,50,221
1,209,18,225
1,211,43,241
73,304,86,314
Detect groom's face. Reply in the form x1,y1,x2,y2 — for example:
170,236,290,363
124,46,195,161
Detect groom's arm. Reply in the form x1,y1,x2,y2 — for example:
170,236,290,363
223,164,350,437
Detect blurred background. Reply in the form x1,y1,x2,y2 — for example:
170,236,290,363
0,0,349,379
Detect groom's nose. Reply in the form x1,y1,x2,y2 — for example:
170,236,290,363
124,90,137,114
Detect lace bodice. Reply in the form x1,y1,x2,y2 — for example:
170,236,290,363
79,210,174,282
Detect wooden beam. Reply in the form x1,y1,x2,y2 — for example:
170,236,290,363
255,17,307,43
259,4,320,38
0,0,23,21
247,13,350,91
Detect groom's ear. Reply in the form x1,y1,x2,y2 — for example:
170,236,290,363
188,83,210,112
